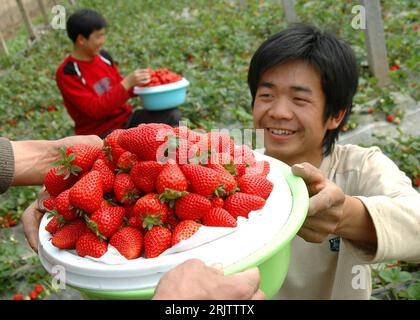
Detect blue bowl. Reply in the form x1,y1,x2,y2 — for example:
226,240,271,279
134,78,190,111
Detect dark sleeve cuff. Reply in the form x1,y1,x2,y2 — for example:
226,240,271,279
0,137,15,194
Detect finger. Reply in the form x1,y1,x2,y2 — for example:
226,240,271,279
37,189,50,212
21,204,44,252
209,262,224,274
291,163,325,195
302,216,339,235
308,188,344,217
297,227,328,243
308,191,333,216
231,267,260,295
251,289,266,300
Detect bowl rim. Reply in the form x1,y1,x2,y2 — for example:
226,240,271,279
133,78,189,95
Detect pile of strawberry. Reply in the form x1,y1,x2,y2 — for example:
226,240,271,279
42,124,273,261
141,68,183,87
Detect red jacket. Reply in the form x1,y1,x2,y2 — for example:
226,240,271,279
55,50,134,136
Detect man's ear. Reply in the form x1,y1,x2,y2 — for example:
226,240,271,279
326,108,347,130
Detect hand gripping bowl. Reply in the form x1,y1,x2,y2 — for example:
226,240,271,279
133,78,190,111
38,151,308,300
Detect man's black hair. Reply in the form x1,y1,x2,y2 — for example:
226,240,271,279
248,24,358,156
66,9,107,43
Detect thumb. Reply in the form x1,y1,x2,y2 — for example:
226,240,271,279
291,162,325,196
231,267,261,294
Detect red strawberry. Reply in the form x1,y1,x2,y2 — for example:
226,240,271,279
171,220,201,246
76,231,108,258
124,203,136,219
109,227,143,260
144,226,172,258
207,164,237,197
181,164,221,197
202,207,237,227
210,196,224,208
174,126,200,143
165,209,180,231
175,193,211,220
61,143,101,174
130,161,164,193
51,219,87,249
44,165,77,197
55,189,78,221
224,192,265,218
104,129,126,163
42,197,56,211
156,163,188,195
69,170,103,214
45,215,62,234
92,158,115,193
88,206,126,238
132,193,169,229
117,151,138,173
238,174,274,200
164,135,192,165
245,160,270,177
233,145,256,166
118,124,173,161
207,131,235,155
114,173,140,205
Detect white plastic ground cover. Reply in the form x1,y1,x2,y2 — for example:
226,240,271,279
38,151,293,291
133,78,189,95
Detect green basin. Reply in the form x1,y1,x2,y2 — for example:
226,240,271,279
75,159,308,299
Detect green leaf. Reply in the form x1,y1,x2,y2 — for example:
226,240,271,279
407,283,420,300
379,267,412,283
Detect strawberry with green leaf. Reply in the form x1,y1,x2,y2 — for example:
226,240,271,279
114,173,140,205
44,165,77,197
156,163,188,202
132,193,169,229
58,144,101,176
87,206,126,239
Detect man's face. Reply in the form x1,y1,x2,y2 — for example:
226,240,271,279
253,60,342,167
78,28,106,57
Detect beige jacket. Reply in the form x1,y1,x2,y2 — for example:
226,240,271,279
275,144,420,300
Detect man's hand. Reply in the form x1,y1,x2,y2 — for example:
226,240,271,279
121,69,151,90
153,259,265,300
21,188,49,252
11,135,103,186
292,162,345,243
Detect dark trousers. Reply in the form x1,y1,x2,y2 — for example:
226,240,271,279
100,108,181,138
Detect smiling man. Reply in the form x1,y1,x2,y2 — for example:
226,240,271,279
249,24,420,299
56,9,181,138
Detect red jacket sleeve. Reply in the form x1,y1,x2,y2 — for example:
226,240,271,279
56,70,131,120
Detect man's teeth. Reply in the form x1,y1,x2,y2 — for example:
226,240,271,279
270,129,294,135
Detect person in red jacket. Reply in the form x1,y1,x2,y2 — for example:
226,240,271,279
56,9,181,138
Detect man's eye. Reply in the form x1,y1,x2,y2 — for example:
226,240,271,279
294,97,308,103
259,94,271,98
